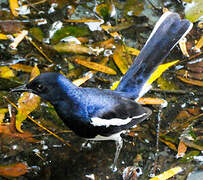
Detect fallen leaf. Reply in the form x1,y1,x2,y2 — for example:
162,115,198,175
73,58,116,75
147,60,179,85
101,24,121,38
9,0,19,17
195,35,203,50
0,163,28,177
53,43,94,54
149,166,183,180
113,45,129,74
0,66,15,79
30,65,40,82
0,108,8,124
177,75,203,86
124,46,140,56
159,138,177,151
0,33,8,39
16,66,40,132
177,140,187,158
72,74,93,86
137,97,166,106
10,64,33,72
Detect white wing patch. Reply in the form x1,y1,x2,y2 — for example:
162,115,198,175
90,113,146,128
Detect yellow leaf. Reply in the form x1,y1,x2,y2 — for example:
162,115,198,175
0,33,8,40
147,60,179,85
0,66,15,79
30,65,40,81
124,46,140,56
16,93,40,132
0,108,8,124
143,60,179,90
101,25,121,38
111,80,120,90
195,35,203,50
9,0,19,17
53,43,94,54
150,166,183,180
159,138,177,151
74,58,116,75
72,75,92,87
16,66,40,132
10,64,33,72
113,45,129,74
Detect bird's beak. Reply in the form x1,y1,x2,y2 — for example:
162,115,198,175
11,84,32,93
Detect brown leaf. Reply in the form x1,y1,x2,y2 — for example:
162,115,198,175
177,75,203,86
0,21,25,34
0,163,28,177
113,45,129,74
137,97,166,105
177,140,187,158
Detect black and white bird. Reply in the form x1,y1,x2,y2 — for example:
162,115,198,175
12,12,192,171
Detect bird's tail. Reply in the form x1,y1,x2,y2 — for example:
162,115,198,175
115,12,193,99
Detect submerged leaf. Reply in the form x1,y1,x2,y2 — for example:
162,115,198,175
124,0,144,16
113,45,129,74
0,66,15,79
29,27,44,42
51,26,89,44
137,97,166,106
185,0,203,22
194,35,203,51
16,66,40,132
0,163,28,177
53,43,94,54
159,137,177,151
10,64,33,72
177,140,188,158
0,108,8,124
73,58,116,75
16,93,40,132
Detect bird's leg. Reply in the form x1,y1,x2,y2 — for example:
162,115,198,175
111,137,123,172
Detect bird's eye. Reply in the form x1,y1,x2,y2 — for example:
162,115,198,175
36,84,45,92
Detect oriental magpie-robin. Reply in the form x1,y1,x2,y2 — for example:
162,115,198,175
12,12,192,171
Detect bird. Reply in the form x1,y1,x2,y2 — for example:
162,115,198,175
12,12,192,171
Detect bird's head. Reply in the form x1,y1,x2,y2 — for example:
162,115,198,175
12,72,76,103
